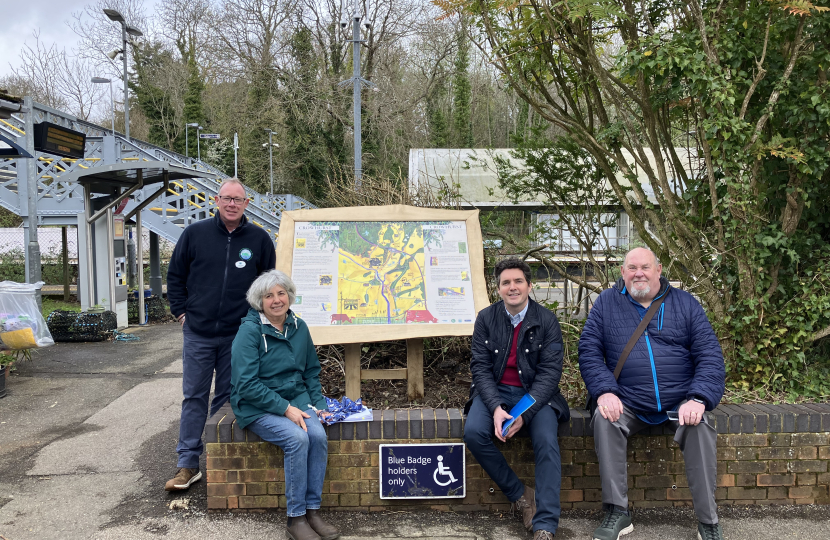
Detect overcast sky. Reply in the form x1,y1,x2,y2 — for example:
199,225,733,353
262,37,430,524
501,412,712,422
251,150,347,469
0,0,161,78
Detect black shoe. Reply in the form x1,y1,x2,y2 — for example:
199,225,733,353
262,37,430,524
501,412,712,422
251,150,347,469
697,522,724,540
592,509,633,540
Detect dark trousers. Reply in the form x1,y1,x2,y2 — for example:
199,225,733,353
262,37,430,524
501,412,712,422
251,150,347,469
176,323,234,468
463,384,562,533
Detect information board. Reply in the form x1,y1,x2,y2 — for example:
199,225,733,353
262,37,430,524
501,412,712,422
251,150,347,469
379,443,465,499
276,205,488,345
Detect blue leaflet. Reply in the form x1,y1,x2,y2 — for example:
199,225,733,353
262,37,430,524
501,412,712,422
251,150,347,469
501,393,536,437
322,396,367,425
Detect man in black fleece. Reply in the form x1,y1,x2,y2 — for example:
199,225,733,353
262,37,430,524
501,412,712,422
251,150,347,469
164,178,275,491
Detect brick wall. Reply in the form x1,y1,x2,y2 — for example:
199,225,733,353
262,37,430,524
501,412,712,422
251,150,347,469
205,404,830,512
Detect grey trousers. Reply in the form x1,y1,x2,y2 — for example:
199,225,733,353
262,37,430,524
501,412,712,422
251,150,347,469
591,405,718,524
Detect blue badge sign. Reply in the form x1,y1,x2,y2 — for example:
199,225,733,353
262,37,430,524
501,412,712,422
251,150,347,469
379,443,465,499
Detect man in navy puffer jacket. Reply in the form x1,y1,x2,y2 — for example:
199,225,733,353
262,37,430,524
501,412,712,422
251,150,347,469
579,248,725,540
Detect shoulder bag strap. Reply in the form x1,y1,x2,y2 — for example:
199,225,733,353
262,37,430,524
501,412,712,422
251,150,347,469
612,290,669,380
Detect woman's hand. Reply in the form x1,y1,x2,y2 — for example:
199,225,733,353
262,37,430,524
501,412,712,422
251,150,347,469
285,405,311,432
318,410,332,421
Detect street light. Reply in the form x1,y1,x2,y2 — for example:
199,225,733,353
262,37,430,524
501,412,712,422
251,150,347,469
91,77,115,136
103,8,143,142
263,128,278,194
185,122,198,158
197,125,204,161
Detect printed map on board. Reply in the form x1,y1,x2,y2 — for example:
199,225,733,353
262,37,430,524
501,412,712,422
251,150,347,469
291,221,475,326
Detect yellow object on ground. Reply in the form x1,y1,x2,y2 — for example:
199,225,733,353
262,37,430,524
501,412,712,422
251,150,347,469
1,328,38,349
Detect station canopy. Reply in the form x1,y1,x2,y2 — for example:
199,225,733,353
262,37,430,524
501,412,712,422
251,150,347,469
66,161,217,193
408,148,700,209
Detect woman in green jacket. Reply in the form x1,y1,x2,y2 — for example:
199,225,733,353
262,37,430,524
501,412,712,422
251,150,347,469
231,269,338,540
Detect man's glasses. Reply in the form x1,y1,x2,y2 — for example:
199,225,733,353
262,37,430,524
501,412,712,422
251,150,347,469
218,196,246,205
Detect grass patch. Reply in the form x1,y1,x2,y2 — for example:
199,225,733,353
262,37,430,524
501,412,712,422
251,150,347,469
41,297,82,320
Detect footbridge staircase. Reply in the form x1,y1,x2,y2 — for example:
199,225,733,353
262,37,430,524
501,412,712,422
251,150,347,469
0,100,315,245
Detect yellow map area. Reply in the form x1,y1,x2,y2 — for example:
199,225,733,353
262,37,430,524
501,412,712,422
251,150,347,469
335,223,430,324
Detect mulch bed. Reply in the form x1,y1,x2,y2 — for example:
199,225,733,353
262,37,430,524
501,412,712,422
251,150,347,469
316,339,473,410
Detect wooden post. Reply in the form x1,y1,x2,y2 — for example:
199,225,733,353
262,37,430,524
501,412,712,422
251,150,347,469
344,343,362,400
406,338,424,401
62,226,69,301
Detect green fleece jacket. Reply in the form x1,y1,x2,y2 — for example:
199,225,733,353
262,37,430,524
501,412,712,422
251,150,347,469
230,308,327,430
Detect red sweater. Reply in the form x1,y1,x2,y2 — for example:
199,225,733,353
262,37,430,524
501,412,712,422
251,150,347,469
499,322,523,387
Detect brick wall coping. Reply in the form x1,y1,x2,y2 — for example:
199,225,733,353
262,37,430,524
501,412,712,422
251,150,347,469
206,403,830,444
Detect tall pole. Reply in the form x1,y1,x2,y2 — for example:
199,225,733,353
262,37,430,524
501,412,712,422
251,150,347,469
121,23,130,141
109,81,115,136
268,130,274,194
197,127,201,161
234,132,238,177
338,7,375,189
352,14,362,188
185,124,189,158
23,97,42,308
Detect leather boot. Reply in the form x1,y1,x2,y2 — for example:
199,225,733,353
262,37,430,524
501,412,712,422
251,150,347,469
513,485,536,532
286,515,321,540
306,509,340,540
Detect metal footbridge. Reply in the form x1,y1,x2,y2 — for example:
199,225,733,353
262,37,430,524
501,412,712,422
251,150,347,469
0,99,314,245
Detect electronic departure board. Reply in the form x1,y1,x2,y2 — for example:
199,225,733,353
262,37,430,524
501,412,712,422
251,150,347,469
33,122,86,159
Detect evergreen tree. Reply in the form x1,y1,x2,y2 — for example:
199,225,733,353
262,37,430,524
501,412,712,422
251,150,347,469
452,21,473,148
181,52,204,158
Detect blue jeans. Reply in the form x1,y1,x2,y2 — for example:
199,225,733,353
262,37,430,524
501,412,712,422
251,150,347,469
248,411,328,517
464,384,562,533
176,323,234,468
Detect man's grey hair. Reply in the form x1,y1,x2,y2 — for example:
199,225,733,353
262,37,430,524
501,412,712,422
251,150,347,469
622,247,661,268
218,177,246,194
246,269,297,311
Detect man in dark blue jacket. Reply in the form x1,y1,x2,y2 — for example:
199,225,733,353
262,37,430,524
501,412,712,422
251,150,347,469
464,258,569,540
164,178,275,491
579,248,725,540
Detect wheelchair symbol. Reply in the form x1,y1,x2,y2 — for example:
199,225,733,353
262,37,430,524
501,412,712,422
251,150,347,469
433,455,458,487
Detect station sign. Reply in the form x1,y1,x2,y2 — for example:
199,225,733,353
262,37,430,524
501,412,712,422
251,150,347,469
199,133,220,139
33,122,86,159
379,443,465,499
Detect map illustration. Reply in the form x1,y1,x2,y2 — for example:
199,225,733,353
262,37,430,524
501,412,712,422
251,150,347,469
291,221,476,327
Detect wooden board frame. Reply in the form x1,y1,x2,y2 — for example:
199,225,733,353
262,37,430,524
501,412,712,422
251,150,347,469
275,205,488,346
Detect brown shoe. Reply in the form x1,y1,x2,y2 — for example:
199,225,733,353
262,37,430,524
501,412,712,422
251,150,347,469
307,509,340,540
533,530,554,539
513,485,536,531
164,468,202,491
286,515,322,540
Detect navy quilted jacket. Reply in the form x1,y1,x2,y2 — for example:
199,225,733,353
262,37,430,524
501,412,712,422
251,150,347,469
578,277,725,412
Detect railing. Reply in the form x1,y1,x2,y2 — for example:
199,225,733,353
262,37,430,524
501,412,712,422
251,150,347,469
0,100,315,244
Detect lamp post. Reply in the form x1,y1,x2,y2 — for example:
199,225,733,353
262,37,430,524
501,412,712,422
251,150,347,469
197,125,203,161
263,128,278,194
91,77,115,136
185,122,198,158
103,8,143,142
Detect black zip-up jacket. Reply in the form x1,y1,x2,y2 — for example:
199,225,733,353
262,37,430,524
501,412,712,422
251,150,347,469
167,214,276,337
465,298,570,424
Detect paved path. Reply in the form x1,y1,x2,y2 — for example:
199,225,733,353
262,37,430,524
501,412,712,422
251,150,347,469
1,322,828,539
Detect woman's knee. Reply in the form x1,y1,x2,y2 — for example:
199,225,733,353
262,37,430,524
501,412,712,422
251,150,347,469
282,429,310,452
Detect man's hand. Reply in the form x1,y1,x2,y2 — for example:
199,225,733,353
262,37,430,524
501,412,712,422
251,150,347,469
177,314,185,326
285,405,311,432
504,414,524,440
678,399,705,426
597,393,624,423
493,407,513,443
318,411,332,422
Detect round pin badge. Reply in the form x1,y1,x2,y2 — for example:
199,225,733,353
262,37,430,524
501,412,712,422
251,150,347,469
235,261,246,268
239,248,253,260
